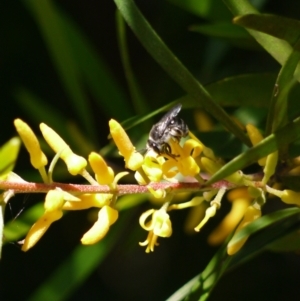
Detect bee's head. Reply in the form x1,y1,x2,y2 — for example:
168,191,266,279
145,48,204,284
146,139,161,154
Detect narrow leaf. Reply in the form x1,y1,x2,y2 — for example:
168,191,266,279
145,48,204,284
206,116,300,185
233,14,300,49
0,137,21,178
114,0,251,146
190,22,248,39
116,11,149,115
266,42,300,134
223,0,295,74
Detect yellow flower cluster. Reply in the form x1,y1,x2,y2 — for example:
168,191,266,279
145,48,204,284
14,119,121,251
12,115,300,256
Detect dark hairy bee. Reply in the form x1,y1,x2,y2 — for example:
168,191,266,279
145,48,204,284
146,103,189,158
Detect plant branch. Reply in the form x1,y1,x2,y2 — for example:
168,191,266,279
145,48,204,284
0,179,236,196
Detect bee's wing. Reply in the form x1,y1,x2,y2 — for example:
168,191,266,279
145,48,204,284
154,104,182,136
161,104,182,120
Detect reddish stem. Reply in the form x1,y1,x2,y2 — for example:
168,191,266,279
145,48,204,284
0,179,235,196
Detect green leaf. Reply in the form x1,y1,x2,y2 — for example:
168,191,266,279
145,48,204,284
233,14,300,49
173,73,276,110
206,116,300,185
0,137,21,178
266,43,300,134
116,11,149,115
206,73,275,107
165,274,199,301
189,22,258,49
190,22,247,39
223,0,294,72
119,73,275,149
114,0,251,146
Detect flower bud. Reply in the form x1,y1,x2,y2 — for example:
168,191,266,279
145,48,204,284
88,152,114,184
109,119,143,171
14,119,48,169
246,124,266,166
262,151,278,184
40,123,87,175
281,190,300,206
152,209,172,237
194,204,217,232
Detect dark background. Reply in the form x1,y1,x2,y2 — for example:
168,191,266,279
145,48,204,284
1,0,300,300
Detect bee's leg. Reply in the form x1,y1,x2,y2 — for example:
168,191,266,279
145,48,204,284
163,143,179,159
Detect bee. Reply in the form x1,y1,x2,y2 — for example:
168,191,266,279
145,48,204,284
146,103,189,158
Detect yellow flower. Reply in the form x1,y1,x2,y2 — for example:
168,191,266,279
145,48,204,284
40,123,87,175
227,204,261,255
81,205,119,245
22,210,63,251
44,189,65,211
139,207,172,253
63,193,112,210
143,156,164,181
161,139,201,178
208,188,252,245
246,124,266,166
14,119,48,169
22,189,66,251
262,151,278,185
109,119,143,171
194,187,227,232
194,204,217,232
280,189,300,206
88,152,114,185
